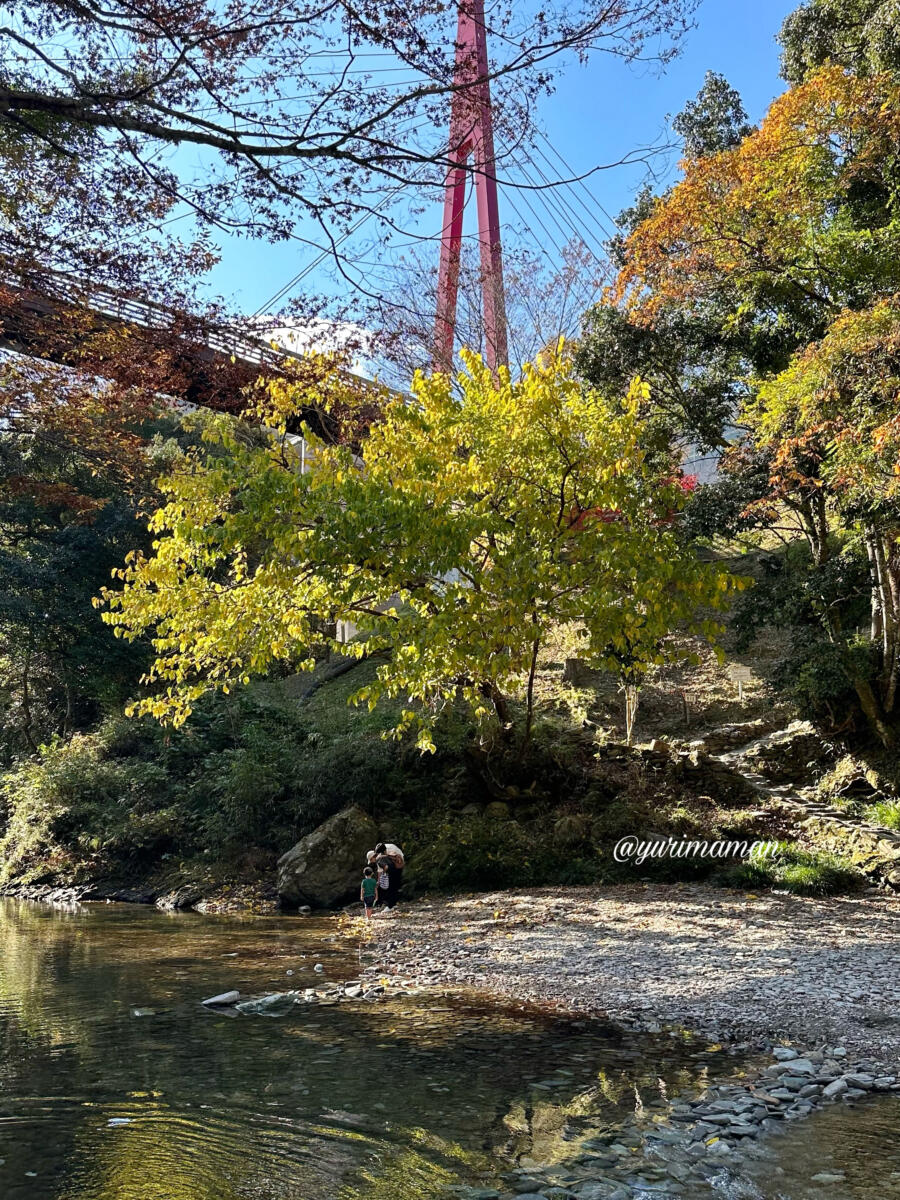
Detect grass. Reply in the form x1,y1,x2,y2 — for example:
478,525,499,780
722,841,866,896
863,800,900,830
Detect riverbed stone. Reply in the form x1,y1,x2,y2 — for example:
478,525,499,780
843,1072,875,1088
277,805,378,908
822,1078,848,1099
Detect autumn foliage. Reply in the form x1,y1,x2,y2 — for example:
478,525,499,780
618,68,900,318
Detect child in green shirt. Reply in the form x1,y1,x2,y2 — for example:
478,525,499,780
360,866,377,919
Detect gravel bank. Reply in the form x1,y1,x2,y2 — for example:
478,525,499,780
363,884,900,1068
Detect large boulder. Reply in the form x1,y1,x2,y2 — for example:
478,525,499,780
277,805,379,909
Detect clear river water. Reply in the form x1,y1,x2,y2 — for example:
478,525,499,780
1,898,898,1200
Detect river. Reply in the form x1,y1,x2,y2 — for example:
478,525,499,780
0,899,897,1199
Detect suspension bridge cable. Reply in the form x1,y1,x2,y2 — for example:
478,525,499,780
513,154,609,261
498,184,568,269
518,147,614,254
534,130,622,234
250,195,400,316
493,134,612,266
494,140,588,262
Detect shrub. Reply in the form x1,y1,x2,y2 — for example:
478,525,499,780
401,811,600,892
722,841,865,896
0,693,342,884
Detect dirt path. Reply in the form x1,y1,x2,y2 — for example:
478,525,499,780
363,884,900,1067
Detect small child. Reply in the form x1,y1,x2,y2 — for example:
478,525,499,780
376,855,391,910
360,866,377,919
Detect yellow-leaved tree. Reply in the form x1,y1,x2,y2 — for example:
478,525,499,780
100,351,743,751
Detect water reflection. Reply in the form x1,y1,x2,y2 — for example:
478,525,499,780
0,899,897,1200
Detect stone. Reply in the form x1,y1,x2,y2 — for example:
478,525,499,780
155,884,203,911
781,1058,815,1075
772,1047,798,1061
726,1125,759,1138
843,1073,875,1089
822,1078,848,1099
202,990,240,1006
235,991,298,1016
277,805,378,908
779,1076,809,1091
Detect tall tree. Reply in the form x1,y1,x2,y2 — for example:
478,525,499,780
671,70,754,158
779,0,900,85
617,68,900,348
613,67,900,744
745,299,900,743
100,353,740,751
575,71,755,453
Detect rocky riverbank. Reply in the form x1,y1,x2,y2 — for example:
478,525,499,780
360,883,900,1068
354,884,900,1198
445,1044,896,1199
0,875,280,913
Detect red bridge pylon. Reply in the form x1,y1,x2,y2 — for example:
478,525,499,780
433,0,508,374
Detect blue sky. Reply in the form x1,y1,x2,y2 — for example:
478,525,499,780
203,0,797,317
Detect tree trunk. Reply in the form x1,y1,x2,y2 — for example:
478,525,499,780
852,675,897,749
482,681,511,729
624,684,640,746
518,636,541,759
866,534,884,644
867,526,900,716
